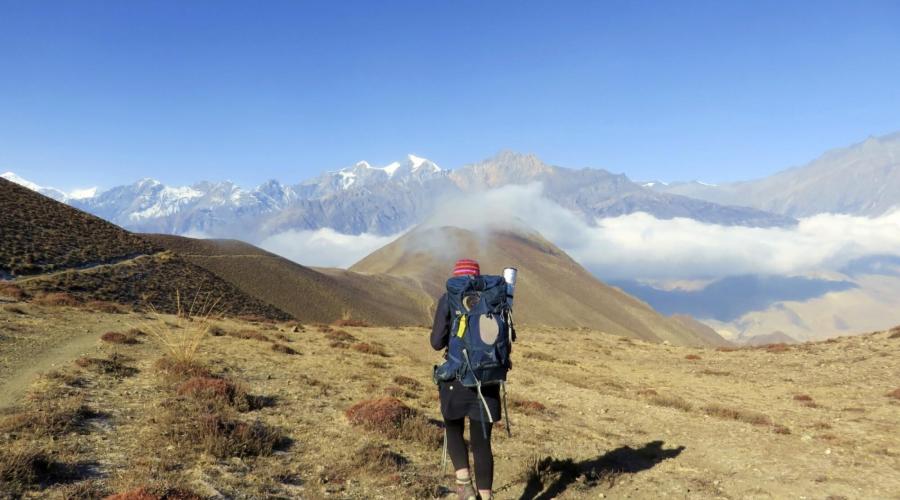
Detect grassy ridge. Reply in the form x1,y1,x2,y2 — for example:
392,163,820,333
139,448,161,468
0,178,158,277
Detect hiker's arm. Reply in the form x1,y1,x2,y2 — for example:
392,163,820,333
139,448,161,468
430,294,450,350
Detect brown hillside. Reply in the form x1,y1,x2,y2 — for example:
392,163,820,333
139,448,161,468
0,178,158,277
144,234,432,325
351,225,726,346
669,314,734,348
0,180,288,320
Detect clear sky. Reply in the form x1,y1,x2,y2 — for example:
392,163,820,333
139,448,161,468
2,0,899,191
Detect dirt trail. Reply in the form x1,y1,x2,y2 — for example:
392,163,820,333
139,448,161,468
0,329,102,409
0,305,129,409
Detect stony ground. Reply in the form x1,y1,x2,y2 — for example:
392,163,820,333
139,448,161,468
1,300,899,499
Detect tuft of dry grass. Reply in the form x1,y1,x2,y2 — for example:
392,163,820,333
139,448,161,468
699,368,731,376
524,351,556,362
715,346,740,352
154,357,214,382
353,443,407,472
195,413,284,459
230,329,271,342
351,342,389,357
139,289,222,366
271,343,298,355
32,291,80,307
0,443,76,493
344,397,440,447
648,394,693,412
703,404,772,426
101,330,140,345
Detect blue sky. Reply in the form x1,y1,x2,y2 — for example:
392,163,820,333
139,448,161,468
2,0,899,191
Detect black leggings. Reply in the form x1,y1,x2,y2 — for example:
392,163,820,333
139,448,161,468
445,417,493,490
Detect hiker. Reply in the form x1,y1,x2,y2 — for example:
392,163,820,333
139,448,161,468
431,258,512,500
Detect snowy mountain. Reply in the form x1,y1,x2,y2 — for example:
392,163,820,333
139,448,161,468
6,151,794,241
1,172,70,202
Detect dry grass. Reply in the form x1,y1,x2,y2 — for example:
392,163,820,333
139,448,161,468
702,404,772,426
524,350,557,362
230,329,271,342
715,346,740,352
86,299,127,314
0,443,76,494
351,342,389,356
0,396,96,437
32,291,80,307
699,368,731,376
333,318,371,328
648,394,693,412
193,413,284,459
762,343,791,353
325,329,356,342
154,357,214,382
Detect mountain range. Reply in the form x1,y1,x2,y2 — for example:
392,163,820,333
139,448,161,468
3,151,794,243
649,132,900,217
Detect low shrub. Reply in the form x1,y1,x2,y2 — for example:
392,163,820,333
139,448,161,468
0,444,76,493
715,346,739,352
154,357,214,382
101,331,140,345
325,330,356,342
392,375,421,390
271,343,298,355
351,342,389,357
104,486,204,500
0,283,26,301
75,354,138,377
354,443,408,472
511,399,548,415
195,413,284,458
685,354,702,360
699,369,731,376
345,396,443,447
523,351,556,362
886,388,900,400
0,397,95,437
763,343,790,353
333,318,371,328
230,330,271,342
208,325,226,337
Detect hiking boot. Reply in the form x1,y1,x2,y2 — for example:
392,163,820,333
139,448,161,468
455,478,477,500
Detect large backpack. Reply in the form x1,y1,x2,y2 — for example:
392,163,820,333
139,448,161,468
433,274,516,432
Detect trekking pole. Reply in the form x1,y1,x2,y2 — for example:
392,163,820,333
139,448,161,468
441,428,448,471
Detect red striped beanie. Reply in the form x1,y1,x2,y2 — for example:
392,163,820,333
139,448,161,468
452,258,480,276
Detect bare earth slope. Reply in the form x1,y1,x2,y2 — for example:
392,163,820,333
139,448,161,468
1,301,898,499
351,225,724,346
0,179,289,319
144,234,432,325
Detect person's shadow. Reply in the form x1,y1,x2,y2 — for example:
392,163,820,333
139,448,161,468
519,440,685,500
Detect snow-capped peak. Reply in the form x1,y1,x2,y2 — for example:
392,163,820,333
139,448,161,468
68,187,99,199
2,171,73,201
383,161,402,176
408,154,441,172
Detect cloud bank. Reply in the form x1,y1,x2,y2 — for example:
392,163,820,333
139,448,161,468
258,227,403,268
257,183,900,282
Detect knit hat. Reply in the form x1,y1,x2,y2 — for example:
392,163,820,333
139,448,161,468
452,258,480,276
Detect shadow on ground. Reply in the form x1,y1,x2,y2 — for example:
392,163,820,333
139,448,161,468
519,440,685,500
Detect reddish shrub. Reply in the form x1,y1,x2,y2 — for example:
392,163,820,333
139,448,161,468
886,388,900,400
764,343,790,353
715,346,739,352
511,399,548,415
104,486,204,500
685,354,702,360
177,377,237,400
333,318,371,328
345,397,415,437
351,342,389,356
32,292,79,307
101,331,139,345
325,329,356,342
154,358,213,381
316,324,334,333
793,394,814,402
0,283,26,301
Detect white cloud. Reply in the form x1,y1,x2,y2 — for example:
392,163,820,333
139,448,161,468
258,228,404,268
420,183,900,281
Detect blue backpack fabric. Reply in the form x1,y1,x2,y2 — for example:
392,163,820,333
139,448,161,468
434,274,513,387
